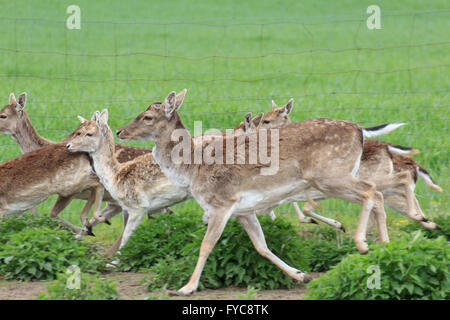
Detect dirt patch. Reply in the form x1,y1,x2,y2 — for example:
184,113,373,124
0,279,48,300
0,272,323,300
108,271,323,300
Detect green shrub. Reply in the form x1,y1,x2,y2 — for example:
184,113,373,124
142,214,310,291
0,227,105,281
38,272,119,300
399,214,450,240
117,211,202,272
306,231,450,300
0,213,65,244
302,236,356,272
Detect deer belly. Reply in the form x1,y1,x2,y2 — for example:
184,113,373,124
143,184,191,214
233,179,310,215
2,196,48,216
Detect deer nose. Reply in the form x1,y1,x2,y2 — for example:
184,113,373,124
116,130,122,137
66,144,71,149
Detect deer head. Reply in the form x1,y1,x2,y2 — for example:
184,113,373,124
0,92,27,134
116,89,187,141
258,98,293,129
66,110,111,154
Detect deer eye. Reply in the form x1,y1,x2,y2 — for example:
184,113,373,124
144,116,153,121
0,114,6,119
263,120,270,124
86,133,93,137
77,132,81,136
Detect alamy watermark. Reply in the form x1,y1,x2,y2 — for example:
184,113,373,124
367,5,381,30
170,122,280,175
366,264,381,289
66,265,81,289
66,5,81,30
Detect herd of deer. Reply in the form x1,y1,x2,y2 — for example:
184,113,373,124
0,90,442,295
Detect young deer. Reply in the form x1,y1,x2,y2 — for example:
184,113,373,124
0,92,155,236
257,99,442,230
65,110,191,260
117,89,405,295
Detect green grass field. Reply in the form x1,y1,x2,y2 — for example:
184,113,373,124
0,0,448,245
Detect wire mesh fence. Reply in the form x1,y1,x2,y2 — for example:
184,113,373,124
0,6,448,193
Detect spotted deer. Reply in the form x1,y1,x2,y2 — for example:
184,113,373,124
255,99,442,230
0,93,156,238
65,110,191,262
116,89,409,296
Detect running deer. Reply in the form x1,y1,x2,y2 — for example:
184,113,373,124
116,89,406,296
254,99,442,230
65,110,191,262
0,92,155,236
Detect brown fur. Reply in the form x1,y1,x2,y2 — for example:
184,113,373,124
0,144,94,195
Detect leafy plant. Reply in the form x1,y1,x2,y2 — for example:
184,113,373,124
0,213,65,244
38,272,119,300
142,214,310,291
306,232,449,300
302,235,356,272
117,211,202,272
0,227,105,281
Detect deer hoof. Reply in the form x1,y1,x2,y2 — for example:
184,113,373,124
340,225,346,233
105,220,111,225
177,286,195,296
302,273,313,284
86,226,95,237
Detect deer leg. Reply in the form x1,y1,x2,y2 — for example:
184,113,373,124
50,195,83,234
372,191,389,243
381,171,424,222
238,213,311,283
384,194,441,230
87,202,122,228
315,177,382,254
79,188,97,227
90,186,105,221
177,205,234,296
117,210,144,251
301,202,346,231
292,202,316,224
107,211,144,267
31,207,38,215
105,211,129,259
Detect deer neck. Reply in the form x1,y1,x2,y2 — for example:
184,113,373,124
90,138,121,194
12,113,53,153
152,115,193,189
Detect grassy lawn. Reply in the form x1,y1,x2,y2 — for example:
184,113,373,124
0,0,448,263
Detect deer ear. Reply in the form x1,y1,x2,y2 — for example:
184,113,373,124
17,93,26,108
271,100,277,109
283,98,294,115
175,88,187,109
15,93,27,118
252,113,264,127
77,115,87,123
9,93,17,106
91,111,100,122
164,91,177,118
244,112,252,131
98,109,109,125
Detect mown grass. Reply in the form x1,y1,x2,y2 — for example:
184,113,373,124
0,0,448,245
